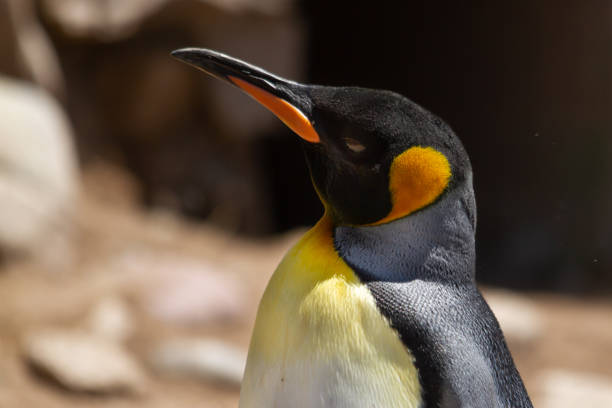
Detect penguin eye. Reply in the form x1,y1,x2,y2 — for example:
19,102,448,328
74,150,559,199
344,137,366,153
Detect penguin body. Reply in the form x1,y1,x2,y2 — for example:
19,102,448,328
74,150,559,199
171,48,533,408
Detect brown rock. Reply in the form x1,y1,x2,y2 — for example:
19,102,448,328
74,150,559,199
24,329,145,394
150,338,246,387
85,296,134,342
537,370,612,408
130,253,246,327
0,77,77,261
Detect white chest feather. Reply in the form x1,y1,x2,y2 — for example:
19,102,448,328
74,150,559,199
239,218,421,408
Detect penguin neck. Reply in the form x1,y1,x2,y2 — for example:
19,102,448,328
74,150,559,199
333,184,476,284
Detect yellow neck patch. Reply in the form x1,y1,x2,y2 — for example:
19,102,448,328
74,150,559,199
373,146,451,225
240,215,421,407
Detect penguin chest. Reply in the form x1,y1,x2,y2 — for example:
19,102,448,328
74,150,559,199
239,220,422,408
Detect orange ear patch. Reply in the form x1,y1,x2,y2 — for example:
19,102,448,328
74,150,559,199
229,76,320,143
372,146,451,225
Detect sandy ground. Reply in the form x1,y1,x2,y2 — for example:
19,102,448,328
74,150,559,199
0,165,611,407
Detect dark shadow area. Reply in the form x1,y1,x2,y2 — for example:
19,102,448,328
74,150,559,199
300,1,612,293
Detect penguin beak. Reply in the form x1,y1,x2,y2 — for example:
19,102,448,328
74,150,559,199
171,47,320,144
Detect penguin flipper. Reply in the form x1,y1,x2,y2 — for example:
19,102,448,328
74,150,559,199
367,281,533,408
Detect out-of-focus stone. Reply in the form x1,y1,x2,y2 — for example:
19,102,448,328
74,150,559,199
85,297,134,342
129,254,246,327
24,329,145,394
150,338,246,387
199,0,291,14
41,0,293,42
483,289,543,344
0,77,77,260
537,369,612,408
5,0,65,97
40,0,169,41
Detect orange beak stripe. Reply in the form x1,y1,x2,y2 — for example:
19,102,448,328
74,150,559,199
229,76,320,143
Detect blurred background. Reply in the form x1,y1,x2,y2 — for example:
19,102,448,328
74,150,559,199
0,0,611,407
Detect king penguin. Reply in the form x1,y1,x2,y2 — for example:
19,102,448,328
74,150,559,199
171,48,533,408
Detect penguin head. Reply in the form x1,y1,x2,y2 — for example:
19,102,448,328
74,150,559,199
172,48,471,226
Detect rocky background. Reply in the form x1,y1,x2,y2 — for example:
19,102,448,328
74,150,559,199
0,1,611,407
